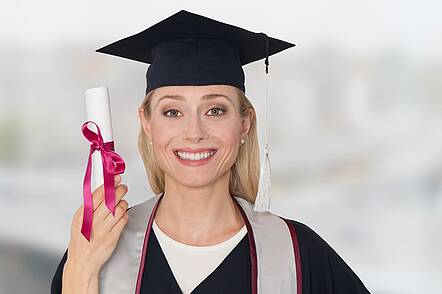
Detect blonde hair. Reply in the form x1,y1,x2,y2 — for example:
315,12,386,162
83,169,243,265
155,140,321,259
137,87,260,203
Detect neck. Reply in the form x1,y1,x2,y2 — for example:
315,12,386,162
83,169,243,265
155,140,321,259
154,171,245,246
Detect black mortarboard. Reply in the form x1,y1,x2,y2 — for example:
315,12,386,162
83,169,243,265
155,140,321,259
95,9,296,212
95,9,294,95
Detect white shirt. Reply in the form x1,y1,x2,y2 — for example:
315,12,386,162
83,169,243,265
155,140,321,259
152,219,247,294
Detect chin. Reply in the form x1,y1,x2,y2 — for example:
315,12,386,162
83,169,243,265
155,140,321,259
177,179,215,188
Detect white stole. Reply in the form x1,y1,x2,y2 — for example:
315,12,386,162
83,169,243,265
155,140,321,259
98,194,297,294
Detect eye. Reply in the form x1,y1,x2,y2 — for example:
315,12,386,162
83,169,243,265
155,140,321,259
163,109,182,118
207,106,227,117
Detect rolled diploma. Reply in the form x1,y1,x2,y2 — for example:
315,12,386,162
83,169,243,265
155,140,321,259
85,86,115,192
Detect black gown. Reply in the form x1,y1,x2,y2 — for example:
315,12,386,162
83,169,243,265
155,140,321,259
51,219,370,293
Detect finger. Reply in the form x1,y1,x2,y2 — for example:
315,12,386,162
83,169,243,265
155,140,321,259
101,200,129,232
71,176,122,236
108,211,129,241
93,184,128,225
72,203,86,230
92,175,122,212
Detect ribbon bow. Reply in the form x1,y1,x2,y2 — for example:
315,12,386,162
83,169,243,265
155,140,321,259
80,121,126,241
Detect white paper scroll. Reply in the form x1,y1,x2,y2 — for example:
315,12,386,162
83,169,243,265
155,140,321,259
84,86,115,192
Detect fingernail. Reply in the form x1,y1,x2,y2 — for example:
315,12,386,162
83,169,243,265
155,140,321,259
115,175,121,182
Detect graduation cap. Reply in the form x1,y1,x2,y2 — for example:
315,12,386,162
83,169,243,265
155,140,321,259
95,9,295,212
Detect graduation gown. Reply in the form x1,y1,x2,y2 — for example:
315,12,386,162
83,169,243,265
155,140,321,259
51,193,370,293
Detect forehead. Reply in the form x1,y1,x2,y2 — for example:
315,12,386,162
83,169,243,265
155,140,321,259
153,84,238,102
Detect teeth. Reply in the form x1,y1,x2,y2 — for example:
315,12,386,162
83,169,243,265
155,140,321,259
176,150,215,160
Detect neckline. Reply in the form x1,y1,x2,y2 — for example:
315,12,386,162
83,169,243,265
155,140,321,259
152,218,247,251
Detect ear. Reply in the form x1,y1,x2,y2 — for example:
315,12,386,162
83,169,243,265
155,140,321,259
240,108,254,138
138,106,152,139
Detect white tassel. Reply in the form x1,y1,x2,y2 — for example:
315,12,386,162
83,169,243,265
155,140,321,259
254,145,271,212
254,36,271,213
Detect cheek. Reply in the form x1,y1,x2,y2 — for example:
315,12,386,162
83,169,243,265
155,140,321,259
149,123,177,158
150,119,178,143
209,121,241,147
216,129,238,146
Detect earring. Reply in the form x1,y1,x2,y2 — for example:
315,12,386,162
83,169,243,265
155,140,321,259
240,138,245,145
149,141,153,145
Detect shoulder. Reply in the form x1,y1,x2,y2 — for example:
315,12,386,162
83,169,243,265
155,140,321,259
282,217,371,294
127,194,160,212
283,218,334,254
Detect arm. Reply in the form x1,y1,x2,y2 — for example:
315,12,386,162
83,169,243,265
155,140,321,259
50,248,99,294
51,176,129,294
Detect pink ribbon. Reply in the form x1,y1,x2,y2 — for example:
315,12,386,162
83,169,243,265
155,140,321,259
80,121,126,242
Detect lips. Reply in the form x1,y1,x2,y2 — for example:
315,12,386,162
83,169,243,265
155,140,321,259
173,147,218,153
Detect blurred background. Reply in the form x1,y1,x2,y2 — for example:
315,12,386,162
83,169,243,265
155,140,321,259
1,1,441,293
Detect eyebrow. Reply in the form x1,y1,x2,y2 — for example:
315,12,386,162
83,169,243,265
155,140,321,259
155,93,233,108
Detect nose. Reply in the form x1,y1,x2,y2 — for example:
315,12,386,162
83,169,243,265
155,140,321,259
183,113,208,143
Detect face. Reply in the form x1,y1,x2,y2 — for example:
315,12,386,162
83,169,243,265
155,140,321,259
138,84,252,188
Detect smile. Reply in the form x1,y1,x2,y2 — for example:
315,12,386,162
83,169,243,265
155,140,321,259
173,148,218,166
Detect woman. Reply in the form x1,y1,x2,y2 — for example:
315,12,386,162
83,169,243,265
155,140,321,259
51,10,370,294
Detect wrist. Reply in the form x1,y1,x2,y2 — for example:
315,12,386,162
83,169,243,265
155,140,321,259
65,257,100,277
63,261,99,292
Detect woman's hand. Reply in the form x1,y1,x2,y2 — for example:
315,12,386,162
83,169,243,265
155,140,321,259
62,175,129,292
